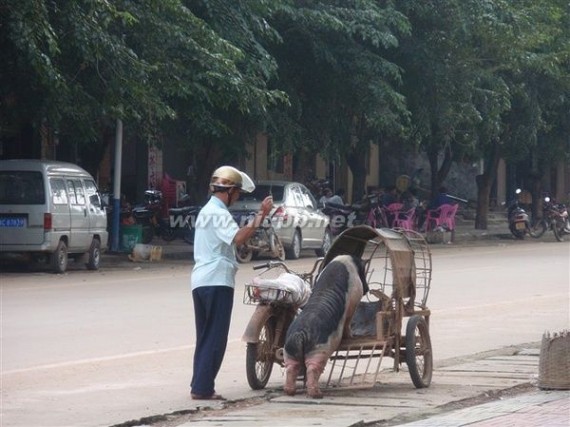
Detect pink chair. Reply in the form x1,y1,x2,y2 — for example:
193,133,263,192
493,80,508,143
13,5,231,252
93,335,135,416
442,203,459,232
392,207,416,230
425,204,459,239
382,203,403,228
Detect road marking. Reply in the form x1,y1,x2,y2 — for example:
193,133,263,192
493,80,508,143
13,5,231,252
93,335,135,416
1,338,244,375
432,292,568,314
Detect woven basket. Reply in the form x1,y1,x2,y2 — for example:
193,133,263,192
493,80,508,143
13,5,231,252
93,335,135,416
538,330,570,390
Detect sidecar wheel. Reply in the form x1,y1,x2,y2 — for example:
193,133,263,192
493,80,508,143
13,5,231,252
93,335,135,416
246,317,276,390
236,245,253,263
405,315,433,388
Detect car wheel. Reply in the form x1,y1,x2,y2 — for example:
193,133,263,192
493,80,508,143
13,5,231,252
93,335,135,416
86,238,101,270
51,240,68,274
285,230,301,260
315,228,332,257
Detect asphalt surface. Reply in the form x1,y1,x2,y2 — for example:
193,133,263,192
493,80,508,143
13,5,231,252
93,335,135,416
101,220,569,427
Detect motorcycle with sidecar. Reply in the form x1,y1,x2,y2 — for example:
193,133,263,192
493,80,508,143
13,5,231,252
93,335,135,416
241,225,433,392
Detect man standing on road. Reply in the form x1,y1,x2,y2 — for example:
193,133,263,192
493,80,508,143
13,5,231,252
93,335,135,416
190,165,273,400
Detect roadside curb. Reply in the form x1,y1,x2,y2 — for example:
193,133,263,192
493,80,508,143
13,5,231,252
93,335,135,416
101,223,517,268
127,343,547,427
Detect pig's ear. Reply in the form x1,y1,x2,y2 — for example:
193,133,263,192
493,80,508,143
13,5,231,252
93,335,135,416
353,256,369,294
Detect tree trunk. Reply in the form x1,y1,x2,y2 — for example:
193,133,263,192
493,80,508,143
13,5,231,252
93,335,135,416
475,174,490,229
347,148,367,203
475,140,501,230
427,147,439,200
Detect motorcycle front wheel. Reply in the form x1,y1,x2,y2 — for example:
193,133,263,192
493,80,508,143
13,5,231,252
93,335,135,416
529,220,547,238
182,227,195,245
236,245,253,263
246,316,276,390
272,234,286,261
141,225,154,244
161,228,176,242
552,219,567,242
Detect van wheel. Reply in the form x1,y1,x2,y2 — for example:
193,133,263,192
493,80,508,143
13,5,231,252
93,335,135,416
51,240,68,274
86,239,101,270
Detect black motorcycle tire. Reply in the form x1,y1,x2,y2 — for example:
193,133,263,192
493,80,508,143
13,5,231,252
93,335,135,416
236,245,253,263
552,220,567,242
141,225,154,244
246,316,276,390
509,224,525,240
529,220,547,238
272,234,286,261
161,228,176,242
182,227,194,245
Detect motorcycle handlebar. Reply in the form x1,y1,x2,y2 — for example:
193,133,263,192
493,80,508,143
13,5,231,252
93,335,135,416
252,260,289,270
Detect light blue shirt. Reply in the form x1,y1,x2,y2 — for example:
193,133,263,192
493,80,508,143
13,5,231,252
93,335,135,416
191,196,240,290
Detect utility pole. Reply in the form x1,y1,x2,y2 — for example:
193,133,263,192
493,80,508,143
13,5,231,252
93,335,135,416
111,119,123,252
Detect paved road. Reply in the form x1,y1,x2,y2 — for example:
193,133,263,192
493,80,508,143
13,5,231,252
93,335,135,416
1,237,568,427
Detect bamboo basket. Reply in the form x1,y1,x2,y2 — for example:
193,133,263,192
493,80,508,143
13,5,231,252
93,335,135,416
538,330,570,390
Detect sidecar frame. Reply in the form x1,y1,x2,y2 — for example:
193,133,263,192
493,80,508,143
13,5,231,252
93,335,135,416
320,225,433,390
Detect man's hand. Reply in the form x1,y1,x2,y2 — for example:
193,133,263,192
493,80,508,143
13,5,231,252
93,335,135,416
234,195,273,247
260,196,273,217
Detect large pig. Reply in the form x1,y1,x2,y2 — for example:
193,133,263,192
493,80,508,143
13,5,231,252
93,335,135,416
283,254,369,398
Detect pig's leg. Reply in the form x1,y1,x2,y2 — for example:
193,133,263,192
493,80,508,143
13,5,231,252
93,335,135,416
284,358,301,396
305,356,328,399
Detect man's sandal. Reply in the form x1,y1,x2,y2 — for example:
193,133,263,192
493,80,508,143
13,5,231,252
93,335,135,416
191,393,225,400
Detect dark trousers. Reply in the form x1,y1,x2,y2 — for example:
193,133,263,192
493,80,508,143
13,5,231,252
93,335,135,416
190,286,234,396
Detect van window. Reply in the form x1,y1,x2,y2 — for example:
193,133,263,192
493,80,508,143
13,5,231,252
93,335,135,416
0,171,45,205
83,179,102,207
67,179,86,205
50,178,68,205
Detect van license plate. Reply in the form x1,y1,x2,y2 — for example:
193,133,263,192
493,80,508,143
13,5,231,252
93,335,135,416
0,217,26,227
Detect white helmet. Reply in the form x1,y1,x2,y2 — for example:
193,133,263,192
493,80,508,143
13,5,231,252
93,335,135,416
210,165,255,193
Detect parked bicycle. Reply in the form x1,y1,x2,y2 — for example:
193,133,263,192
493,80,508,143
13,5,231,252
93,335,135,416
530,195,570,242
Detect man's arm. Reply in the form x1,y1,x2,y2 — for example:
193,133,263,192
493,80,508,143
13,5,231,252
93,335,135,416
233,195,273,246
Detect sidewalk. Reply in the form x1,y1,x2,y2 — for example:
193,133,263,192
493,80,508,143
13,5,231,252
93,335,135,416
395,390,569,427
103,220,517,267
136,345,570,427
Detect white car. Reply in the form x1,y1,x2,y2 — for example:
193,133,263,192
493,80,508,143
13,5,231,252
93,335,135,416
230,180,332,259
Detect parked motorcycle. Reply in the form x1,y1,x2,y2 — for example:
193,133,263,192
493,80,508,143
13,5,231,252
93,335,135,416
507,188,536,239
233,211,286,263
242,260,321,389
160,204,201,244
321,201,363,236
530,195,570,242
132,190,165,244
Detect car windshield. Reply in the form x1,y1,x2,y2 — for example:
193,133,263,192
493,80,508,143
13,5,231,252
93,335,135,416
240,184,284,203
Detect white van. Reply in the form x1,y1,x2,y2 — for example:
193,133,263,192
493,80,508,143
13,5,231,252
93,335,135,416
0,159,108,273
